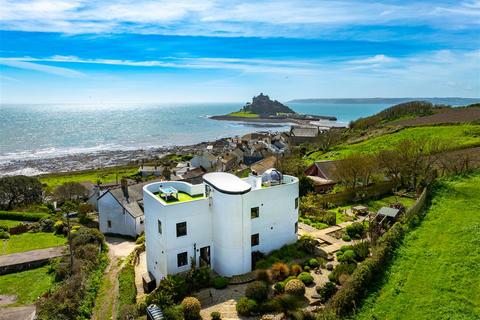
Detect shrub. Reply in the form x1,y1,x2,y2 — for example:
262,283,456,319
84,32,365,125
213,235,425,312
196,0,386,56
342,234,352,242
212,276,229,289
0,224,9,231
236,297,257,316
211,311,221,320
297,272,314,285
245,281,268,302
163,305,184,320
308,258,320,268
328,263,357,284
352,241,370,262
255,269,271,283
0,230,10,239
337,250,356,264
297,235,317,254
290,264,303,276
303,265,311,272
72,226,105,249
53,220,65,234
274,282,285,294
284,279,305,296
346,222,365,239
181,297,201,320
317,281,337,303
270,262,290,281
136,233,145,244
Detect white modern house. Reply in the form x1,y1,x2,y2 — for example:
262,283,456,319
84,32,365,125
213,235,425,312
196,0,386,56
143,169,299,284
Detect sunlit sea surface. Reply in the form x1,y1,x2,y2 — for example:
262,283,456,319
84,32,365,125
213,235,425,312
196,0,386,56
0,102,391,162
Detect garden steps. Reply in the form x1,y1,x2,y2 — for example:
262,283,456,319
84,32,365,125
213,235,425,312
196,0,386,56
229,271,256,285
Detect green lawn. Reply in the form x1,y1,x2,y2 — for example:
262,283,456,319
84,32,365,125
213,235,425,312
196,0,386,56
354,173,480,319
39,165,138,190
0,219,23,228
364,195,416,212
306,124,480,162
156,192,205,205
0,232,67,255
228,111,260,118
0,265,55,306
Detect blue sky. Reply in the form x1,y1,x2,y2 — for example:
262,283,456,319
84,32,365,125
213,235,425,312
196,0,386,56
0,0,479,103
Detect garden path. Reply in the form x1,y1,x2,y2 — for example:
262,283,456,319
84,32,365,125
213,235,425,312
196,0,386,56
92,237,137,320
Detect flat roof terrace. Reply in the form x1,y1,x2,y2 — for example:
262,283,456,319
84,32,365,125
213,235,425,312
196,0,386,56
155,191,205,205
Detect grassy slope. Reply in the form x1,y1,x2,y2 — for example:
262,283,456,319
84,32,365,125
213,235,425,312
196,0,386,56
0,265,55,306
354,173,480,319
306,124,480,162
227,111,260,118
0,232,67,255
39,166,138,190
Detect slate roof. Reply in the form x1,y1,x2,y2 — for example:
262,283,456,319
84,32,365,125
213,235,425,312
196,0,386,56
102,178,163,218
251,156,277,175
378,207,400,218
290,126,319,137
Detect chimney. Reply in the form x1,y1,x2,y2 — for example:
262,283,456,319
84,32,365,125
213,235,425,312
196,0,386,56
121,178,129,202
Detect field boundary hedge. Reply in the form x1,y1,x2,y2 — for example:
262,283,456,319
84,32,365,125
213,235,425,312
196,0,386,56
317,181,397,207
0,211,49,221
323,187,429,317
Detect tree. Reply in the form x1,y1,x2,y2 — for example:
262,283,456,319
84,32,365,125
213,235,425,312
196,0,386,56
0,175,43,210
315,129,343,152
54,182,88,202
334,153,376,190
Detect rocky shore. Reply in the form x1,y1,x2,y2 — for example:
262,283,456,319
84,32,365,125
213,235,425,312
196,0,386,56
0,140,216,177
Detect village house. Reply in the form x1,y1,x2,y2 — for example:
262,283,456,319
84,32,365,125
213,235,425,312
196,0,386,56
142,169,299,283
139,165,164,177
98,179,161,237
289,126,320,144
190,151,218,171
304,160,337,193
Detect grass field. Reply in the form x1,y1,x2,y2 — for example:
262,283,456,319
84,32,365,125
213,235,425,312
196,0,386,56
39,165,138,190
0,265,55,306
306,124,480,162
0,232,67,255
228,111,260,118
354,173,480,319
0,219,22,228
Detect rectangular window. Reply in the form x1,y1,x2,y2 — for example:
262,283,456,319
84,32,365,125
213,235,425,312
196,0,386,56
251,233,259,247
295,197,299,209
176,222,187,237
158,220,162,234
295,222,298,233
107,220,112,228
251,207,259,219
177,252,188,267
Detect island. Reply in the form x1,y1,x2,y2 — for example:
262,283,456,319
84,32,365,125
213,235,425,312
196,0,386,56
210,93,337,123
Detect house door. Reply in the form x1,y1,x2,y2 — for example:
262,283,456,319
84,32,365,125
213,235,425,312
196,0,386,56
199,246,211,267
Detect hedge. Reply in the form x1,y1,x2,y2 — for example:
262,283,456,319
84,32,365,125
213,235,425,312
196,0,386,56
0,210,48,222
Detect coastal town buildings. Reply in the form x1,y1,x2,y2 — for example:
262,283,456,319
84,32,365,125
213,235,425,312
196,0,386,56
304,160,338,193
142,169,299,283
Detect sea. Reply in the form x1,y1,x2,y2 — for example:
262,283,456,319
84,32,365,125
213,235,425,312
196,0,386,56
0,100,474,175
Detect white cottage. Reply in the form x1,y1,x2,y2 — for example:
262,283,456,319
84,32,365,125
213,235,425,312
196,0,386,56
143,169,299,284
98,179,161,238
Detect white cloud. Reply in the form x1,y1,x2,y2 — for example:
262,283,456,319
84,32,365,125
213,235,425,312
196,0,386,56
0,59,85,77
0,0,478,36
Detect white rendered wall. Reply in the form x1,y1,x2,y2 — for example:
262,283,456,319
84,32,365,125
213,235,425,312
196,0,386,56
98,192,138,237
144,181,211,281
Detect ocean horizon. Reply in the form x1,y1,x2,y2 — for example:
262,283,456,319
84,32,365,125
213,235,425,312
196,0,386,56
1,98,476,164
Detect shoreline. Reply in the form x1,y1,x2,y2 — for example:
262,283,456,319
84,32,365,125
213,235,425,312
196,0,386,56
210,114,337,124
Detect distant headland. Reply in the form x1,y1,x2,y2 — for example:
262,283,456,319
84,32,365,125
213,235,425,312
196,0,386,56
210,93,337,123
287,97,480,105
